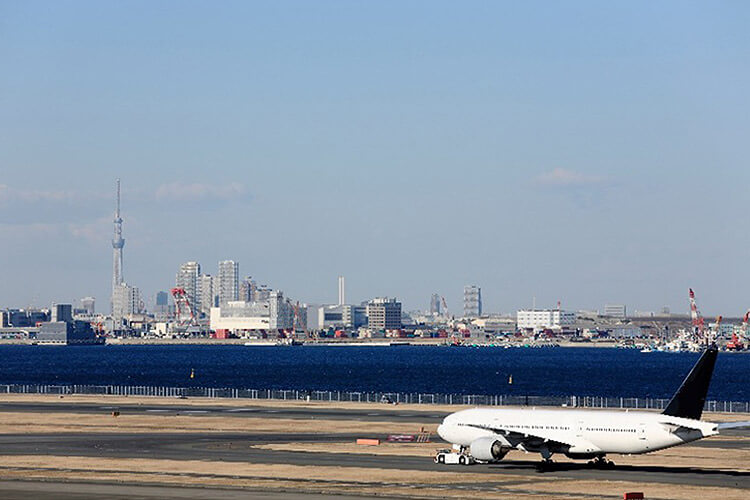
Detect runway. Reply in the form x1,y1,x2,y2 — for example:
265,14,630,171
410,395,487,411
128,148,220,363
0,480,393,500
0,400,447,422
0,429,747,489
0,398,748,498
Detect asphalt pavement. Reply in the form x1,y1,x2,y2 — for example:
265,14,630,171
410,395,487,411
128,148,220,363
0,400,748,497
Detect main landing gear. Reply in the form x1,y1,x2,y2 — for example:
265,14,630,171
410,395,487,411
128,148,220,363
587,456,615,469
536,458,555,471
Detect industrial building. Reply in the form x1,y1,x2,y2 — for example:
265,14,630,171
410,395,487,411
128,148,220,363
0,309,48,328
37,320,100,345
516,309,577,331
343,304,367,329
37,303,101,345
315,304,368,330
209,291,306,336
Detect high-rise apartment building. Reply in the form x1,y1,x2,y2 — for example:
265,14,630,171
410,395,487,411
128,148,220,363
154,291,169,320
175,261,201,313
199,274,217,315
430,294,441,315
463,285,482,317
112,283,141,321
218,260,239,306
239,276,256,302
254,284,272,302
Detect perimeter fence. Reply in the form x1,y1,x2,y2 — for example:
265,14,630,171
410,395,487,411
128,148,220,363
1,384,748,413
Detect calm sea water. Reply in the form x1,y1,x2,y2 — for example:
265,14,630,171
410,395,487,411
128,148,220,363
0,345,746,401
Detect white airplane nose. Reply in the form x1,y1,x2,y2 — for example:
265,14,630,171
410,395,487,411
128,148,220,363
437,424,447,440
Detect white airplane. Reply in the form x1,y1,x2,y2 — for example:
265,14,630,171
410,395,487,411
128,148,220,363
437,345,749,468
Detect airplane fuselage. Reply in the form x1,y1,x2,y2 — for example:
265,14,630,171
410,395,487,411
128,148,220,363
437,407,718,458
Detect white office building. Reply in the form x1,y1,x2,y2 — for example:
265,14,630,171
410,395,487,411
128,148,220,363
209,291,305,334
603,304,627,319
516,309,576,331
366,297,402,331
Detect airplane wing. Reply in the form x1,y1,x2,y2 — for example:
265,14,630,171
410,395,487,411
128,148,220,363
464,422,594,452
717,421,750,431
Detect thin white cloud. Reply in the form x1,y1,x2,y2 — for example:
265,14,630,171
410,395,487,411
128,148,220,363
0,219,111,246
68,218,111,244
0,222,61,239
154,182,247,202
0,184,80,203
534,168,606,186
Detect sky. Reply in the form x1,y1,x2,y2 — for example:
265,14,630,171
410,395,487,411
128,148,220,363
1,1,749,315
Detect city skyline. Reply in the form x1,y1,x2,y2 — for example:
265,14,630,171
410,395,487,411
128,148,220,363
2,2,750,314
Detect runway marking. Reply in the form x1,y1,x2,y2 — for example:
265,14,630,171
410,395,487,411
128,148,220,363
183,410,208,414
146,409,169,413
226,408,256,412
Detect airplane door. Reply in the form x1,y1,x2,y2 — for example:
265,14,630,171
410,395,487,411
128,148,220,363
576,421,585,438
638,423,647,440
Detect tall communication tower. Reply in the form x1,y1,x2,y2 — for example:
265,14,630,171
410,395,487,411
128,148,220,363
111,179,125,311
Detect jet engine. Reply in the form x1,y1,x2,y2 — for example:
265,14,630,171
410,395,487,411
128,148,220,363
469,436,511,462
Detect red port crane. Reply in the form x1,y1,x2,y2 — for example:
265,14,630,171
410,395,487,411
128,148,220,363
171,287,197,326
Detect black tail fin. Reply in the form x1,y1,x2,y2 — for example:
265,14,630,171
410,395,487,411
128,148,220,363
662,345,718,420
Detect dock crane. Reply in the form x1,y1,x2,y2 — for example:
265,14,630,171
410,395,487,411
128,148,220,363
170,287,197,327
726,311,747,351
689,288,707,345
281,300,305,340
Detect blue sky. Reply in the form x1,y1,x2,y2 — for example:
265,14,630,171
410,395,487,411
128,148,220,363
1,1,749,315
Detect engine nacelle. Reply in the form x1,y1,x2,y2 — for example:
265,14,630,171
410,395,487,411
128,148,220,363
469,436,511,462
